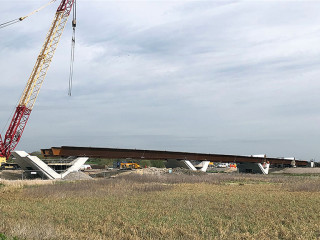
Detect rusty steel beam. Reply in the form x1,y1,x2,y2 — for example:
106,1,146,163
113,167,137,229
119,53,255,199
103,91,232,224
41,148,54,157
41,146,308,166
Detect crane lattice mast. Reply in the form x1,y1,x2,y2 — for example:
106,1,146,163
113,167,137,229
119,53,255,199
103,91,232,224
0,0,75,159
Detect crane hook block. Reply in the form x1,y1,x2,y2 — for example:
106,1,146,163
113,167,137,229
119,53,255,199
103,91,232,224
72,19,76,28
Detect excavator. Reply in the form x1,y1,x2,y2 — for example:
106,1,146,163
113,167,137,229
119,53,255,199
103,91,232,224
0,0,76,167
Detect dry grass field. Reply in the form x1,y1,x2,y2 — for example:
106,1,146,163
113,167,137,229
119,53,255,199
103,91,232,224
0,173,320,240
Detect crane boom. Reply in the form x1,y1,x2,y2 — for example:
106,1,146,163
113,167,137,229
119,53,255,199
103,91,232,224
0,0,75,159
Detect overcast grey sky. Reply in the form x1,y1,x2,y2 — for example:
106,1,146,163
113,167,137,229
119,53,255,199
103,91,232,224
1,0,320,160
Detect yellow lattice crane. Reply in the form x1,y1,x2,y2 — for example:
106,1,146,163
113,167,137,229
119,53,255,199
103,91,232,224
0,0,76,161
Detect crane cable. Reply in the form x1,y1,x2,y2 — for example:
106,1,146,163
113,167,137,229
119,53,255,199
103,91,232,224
0,19,20,30
0,0,57,30
68,0,76,96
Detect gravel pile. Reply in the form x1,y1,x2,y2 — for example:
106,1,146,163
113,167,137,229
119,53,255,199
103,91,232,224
63,171,93,180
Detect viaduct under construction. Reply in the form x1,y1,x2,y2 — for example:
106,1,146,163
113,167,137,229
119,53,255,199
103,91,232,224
42,146,308,167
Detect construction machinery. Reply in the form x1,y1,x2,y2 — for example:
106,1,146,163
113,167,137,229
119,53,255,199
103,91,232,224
0,162,20,170
0,157,5,167
119,161,141,170
0,0,76,166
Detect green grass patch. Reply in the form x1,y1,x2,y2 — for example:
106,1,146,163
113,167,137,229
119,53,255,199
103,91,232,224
0,233,19,240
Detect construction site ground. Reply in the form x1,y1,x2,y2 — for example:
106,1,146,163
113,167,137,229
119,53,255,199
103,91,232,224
271,167,320,174
0,170,320,240
1,166,320,181
0,167,235,180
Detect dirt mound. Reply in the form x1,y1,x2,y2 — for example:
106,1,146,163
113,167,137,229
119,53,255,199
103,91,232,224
171,167,207,175
63,171,93,180
136,167,168,175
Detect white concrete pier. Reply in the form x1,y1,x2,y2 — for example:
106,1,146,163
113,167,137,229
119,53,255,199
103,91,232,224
12,151,88,179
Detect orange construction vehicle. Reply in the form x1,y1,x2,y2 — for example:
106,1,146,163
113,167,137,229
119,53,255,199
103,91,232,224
119,161,141,170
